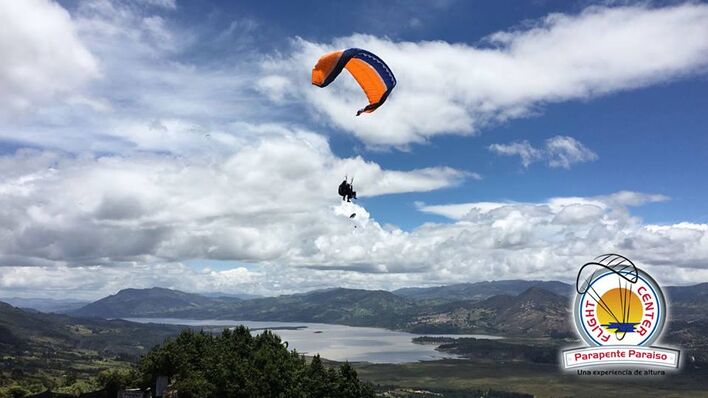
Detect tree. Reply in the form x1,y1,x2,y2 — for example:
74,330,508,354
335,362,374,398
136,328,375,398
97,368,139,396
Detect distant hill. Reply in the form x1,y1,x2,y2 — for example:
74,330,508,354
201,292,262,300
0,297,89,313
666,283,708,322
0,300,185,392
666,282,708,302
408,286,572,337
0,300,179,357
69,287,218,318
219,288,420,329
393,280,572,301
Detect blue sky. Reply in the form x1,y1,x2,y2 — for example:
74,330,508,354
362,78,708,229
1,0,708,298
113,0,708,229
169,0,592,46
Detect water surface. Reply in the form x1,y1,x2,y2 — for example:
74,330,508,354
125,318,502,364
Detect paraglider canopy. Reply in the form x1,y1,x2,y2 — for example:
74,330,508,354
576,253,638,295
334,201,368,230
312,48,396,116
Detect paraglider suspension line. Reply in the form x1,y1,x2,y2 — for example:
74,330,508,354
587,285,622,326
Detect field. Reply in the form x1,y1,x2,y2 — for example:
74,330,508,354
355,359,708,398
0,349,131,396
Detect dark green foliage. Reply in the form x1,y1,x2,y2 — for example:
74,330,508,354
96,369,138,396
137,327,375,398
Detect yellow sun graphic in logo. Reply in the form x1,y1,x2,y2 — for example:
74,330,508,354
597,287,644,334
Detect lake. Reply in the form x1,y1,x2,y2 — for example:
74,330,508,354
124,318,502,364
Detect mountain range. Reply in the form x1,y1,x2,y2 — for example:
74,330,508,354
0,297,89,314
393,280,572,301
407,287,572,336
70,287,236,318
60,280,708,337
3,282,707,396
0,300,179,358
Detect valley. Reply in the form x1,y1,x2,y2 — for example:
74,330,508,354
3,280,708,397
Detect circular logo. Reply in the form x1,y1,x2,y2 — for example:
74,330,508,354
573,268,666,347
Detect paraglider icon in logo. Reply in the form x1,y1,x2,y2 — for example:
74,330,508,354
312,48,396,116
574,253,666,346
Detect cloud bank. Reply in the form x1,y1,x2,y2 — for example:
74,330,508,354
0,126,466,268
1,183,706,300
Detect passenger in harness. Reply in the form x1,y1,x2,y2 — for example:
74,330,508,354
338,178,357,202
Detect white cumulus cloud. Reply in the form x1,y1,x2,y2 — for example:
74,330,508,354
488,141,543,168
489,135,597,169
258,3,708,147
0,126,468,270
1,188,706,299
0,0,99,115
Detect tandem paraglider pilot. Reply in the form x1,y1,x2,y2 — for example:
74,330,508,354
338,179,357,202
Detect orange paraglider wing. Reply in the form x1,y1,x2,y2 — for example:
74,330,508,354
312,48,396,115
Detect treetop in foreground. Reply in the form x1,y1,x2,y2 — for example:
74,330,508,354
138,327,375,398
